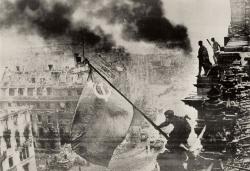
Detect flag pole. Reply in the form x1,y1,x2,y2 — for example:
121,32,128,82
206,39,212,47
86,60,169,139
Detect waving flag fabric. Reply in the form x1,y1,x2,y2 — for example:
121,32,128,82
71,71,134,167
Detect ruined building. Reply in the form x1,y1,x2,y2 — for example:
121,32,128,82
0,64,87,170
0,107,37,171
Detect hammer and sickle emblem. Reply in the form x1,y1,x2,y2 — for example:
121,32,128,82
93,82,111,101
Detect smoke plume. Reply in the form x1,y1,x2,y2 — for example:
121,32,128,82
0,0,191,52
95,0,191,50
0,0,115,52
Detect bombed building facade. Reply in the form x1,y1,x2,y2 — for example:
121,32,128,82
0,57,88,170
2,0,250,170
0,107,37,171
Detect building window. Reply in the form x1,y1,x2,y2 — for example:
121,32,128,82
37,115,42,122
25,146,29,158
20,147,30,162
9,157,13,168
3,129,11,149
46,103,50,109
15,130,21,147
66,102,71,109
50,103,55,109
20,151,23,161
9,88,15,96
13,116,18,125
31,126,36,137
48,128,56,149
76,89,82,95
47,88,52,96
37,88,42,96
40,141,45,148
39,127,44,137
22,148,27,159
40,103,46,109
31,78,36,83
23,125,30,141
27,88,34,96
47,115,52,123
36,103,40,109
40,78,45,84
23,163,30,171
18,88,24,96
67,90,72,96
8,102,12,107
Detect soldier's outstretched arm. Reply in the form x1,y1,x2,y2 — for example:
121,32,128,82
158,121,170,129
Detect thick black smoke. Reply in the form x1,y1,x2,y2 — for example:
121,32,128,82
96,0,191,51
0,0,191,52
0,0,115,52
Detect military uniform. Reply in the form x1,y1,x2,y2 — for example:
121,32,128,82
198,45,212,76
212,41,220,64
159,116,191,146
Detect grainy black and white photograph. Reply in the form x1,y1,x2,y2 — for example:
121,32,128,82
0,0,249,170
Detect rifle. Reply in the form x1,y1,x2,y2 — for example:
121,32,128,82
206,39,212,47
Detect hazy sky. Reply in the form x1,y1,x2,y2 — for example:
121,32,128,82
0,0,231,67
163,0,231,50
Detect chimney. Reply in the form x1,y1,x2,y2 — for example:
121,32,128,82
16,66,20,72
48,64,53,71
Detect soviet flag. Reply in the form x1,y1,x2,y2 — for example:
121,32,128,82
71,70,134,167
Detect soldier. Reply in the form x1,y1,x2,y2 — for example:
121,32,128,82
211,38,221,64
197,41,212,77
158,110,191,148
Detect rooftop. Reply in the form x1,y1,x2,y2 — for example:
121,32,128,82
0,65,89,88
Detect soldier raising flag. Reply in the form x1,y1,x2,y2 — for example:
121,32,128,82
70,58,194,169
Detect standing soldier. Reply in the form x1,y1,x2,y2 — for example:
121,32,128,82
197,41,212,77
211,37,221,64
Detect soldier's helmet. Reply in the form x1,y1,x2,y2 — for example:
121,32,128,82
164,110,174,118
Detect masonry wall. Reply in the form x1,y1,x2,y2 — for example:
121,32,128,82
0,109,37,171
229,0,250,36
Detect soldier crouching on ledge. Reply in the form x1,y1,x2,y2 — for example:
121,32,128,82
158,110,191,149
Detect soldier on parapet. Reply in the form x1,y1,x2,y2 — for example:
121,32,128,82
158,110,191,148
197,41,212,77
211,37,221,64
